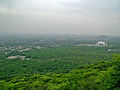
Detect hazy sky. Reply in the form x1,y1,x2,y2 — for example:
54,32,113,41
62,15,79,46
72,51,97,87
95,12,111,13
0,0,120,35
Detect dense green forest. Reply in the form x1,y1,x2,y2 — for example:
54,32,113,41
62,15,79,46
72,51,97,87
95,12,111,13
0,54,120,90
0,46,117,80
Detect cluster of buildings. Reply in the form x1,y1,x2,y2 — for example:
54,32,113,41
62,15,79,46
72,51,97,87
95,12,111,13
0,46,31,53
7,55,30,60
107,49,120,52
0,45,46,60
0,46,31,60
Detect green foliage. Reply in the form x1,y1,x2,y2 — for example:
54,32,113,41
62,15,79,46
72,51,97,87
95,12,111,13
0,60,120,90
112,54,120,61
0,47,120,89
0,46,115,80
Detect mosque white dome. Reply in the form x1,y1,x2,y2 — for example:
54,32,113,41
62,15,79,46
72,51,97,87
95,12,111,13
96,41,106,46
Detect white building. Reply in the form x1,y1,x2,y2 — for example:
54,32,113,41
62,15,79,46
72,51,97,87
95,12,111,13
7,56,18,59
96,41,107,46
7,55,29,60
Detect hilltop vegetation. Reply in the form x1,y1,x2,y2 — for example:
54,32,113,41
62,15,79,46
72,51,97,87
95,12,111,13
0,54,120,90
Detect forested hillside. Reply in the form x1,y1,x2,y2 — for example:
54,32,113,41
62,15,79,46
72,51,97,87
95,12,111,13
0,54,120,90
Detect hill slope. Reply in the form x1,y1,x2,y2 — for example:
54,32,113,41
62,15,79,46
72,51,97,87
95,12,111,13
0,58,120,90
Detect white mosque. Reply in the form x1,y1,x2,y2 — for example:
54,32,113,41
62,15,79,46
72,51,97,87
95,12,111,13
96,40,108,46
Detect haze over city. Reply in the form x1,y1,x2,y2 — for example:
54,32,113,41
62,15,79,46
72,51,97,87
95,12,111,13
0,1,120,89
0,0,120,35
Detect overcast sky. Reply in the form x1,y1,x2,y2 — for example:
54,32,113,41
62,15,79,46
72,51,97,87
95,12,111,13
0,0,120,35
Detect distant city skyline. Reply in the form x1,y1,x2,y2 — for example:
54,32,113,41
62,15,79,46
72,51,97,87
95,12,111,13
0,0,120,35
